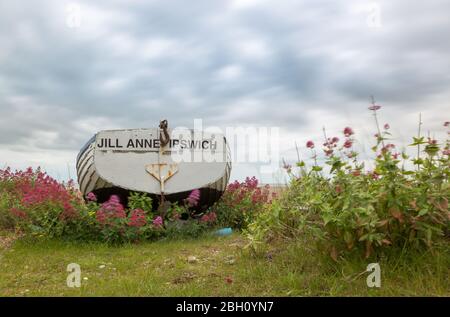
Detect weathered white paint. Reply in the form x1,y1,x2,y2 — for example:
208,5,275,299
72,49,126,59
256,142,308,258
90,128,230,195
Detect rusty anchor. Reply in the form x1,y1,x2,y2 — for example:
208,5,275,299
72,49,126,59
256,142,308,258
146,119,178,208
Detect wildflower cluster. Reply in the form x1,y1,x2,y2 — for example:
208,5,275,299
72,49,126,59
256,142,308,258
248,103,449,260
96,195,126,225
186,189,201,207
200,211,217,223
0,171,210,242
89,190,201,243
128,209,147,227
214,176,274,229
0,167,80,235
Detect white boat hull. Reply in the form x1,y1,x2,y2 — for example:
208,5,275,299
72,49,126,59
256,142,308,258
76,128,232,209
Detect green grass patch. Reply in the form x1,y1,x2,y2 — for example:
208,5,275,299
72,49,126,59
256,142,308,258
0,233,448,296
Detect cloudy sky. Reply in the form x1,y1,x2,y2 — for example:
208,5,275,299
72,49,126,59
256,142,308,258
0,0,449,184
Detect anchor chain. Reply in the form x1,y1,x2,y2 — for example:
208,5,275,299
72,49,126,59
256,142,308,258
159,119,170,147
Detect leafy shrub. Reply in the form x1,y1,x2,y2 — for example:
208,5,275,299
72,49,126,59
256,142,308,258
0,169,214,243
164,219,209,239
128,192,153,213
247,105,449,260
213,176,275,230
0,167,82,237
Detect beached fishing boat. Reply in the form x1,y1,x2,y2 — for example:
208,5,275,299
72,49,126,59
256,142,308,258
76,121,232,209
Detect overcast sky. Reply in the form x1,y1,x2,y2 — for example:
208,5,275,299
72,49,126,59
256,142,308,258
0,0,449,184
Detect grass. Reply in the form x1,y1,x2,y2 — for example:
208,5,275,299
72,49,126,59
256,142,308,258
0,231,448,296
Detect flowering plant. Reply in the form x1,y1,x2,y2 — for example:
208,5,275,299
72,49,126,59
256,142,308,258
0,167,81,237
248,102,449,260
214,176,274,229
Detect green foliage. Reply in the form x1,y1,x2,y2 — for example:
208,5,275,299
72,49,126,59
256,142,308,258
128,192,153,213
247,111,449,260
0,168,212,243
213,177,274,230
0,192,16,228
164,219,209,239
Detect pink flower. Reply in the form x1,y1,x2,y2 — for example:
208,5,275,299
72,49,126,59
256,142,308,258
381,143,396,153
109,195,121,204
343,139,353,148
368,104,381,111
331,137,339,143
343,127,354,137
0,167,79,222
96,195,125,225
384,123,390,130
86,192,97,202
152,216,163,228
306,140,315,149
244,176,258,189
128,209,147,227
186,189,201,207
200,212,217,223
444,122,450,127
443,149,450,156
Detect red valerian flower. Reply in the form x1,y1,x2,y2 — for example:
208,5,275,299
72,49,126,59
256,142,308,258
0,167,79,222
443,149,450,156
244,176,258,189
96,195,126,225
381,143,396,153
86,192,97,202
384,123,390,130
331,137,340,143
200,212,217,223
306,140,315,149
186,189,201,207
153,216,163,228
343,139,353,148
368,104,381,111
128,209,147,227
444,122,450,127
343,127,354,137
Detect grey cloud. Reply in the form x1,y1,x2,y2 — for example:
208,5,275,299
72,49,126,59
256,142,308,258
0,0,449,180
